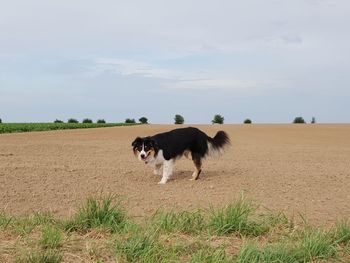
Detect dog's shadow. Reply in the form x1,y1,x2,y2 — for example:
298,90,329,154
171,170,222,181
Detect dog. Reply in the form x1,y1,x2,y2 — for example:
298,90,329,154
132,127,230,184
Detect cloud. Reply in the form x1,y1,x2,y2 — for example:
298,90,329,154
95,58,180,80
94,57,282,93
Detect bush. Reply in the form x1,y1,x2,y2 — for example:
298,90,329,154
125,118,136,124
97,119,106,123
212,114,224,124
54,119,63,123
68,118,79,123
82,118,93,123
293,117,306,124
174,114,184,124
139,117,148,124
244,119,252,124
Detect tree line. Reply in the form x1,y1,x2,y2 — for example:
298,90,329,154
0,116,317,125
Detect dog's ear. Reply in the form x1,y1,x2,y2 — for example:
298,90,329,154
132,137,142,147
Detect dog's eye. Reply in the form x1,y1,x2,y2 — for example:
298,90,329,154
137,146,142,151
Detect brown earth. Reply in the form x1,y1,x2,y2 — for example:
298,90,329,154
0,124,350,225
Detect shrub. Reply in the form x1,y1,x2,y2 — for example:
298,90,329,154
54,119,63,123
244,119,252,124
174,114,184,124
82,118,93,123
125,118,136,124
67,118,79,123
212,114,224,124
293,117,306,124
139,117,148,124
97,119,106,123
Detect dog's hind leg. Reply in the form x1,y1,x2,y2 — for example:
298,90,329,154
190,155,202,180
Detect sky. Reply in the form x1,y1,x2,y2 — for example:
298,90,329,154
0,0,349,124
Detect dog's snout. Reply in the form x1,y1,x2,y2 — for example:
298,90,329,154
141,153,145,159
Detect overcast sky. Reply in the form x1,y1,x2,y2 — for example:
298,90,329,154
1,0,349,123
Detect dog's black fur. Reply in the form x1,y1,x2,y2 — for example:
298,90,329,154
132,127,230,183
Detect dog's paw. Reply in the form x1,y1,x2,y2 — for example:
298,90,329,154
158,180,167,184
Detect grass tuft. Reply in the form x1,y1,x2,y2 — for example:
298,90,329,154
189,247,233,263
151,210,205,234
115,233,166,262
299,227,337,261
209,195,265,236
0,211,12,229
334,220,350,245
236,227,338,263
16,249,62,263
39,225,63,249
64,196,128,233
235,242,297,263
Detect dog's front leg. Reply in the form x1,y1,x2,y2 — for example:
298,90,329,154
158,160,173,184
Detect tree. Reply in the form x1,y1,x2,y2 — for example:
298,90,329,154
212,114,224,124
139,117,148,124
68,118,79,123
54,119,64,123
174,114,184,124
97,119,106,123
0,118,2,123
125,118,136,124
293,117,306,124
311,117,316,124
244,119,252,124
82,118,93,123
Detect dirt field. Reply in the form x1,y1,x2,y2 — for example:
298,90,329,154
1,124,349,225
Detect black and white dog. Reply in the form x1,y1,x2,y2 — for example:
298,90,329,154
132,127,230,184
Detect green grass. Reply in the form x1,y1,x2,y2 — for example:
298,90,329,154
0,122,140,134
334,220,350,245
64,196,128,233
115,233,167,262
1,195,349,262
298,227,337,261
208,195,267,236
151,209,206,234
189,247,233,263
16,249,62,263
39,226,63,249
235,227,338,263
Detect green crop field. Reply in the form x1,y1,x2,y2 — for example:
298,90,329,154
0,123,140,134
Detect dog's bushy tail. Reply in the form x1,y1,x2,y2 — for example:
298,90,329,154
207,131,230,157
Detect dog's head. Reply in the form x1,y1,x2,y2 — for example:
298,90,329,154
132,136,158,163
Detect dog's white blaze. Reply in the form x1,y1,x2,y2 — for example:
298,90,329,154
137,143,147,161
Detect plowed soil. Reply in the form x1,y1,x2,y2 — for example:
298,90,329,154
1,124,350,224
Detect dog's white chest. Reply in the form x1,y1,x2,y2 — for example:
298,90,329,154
146,149,165,166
